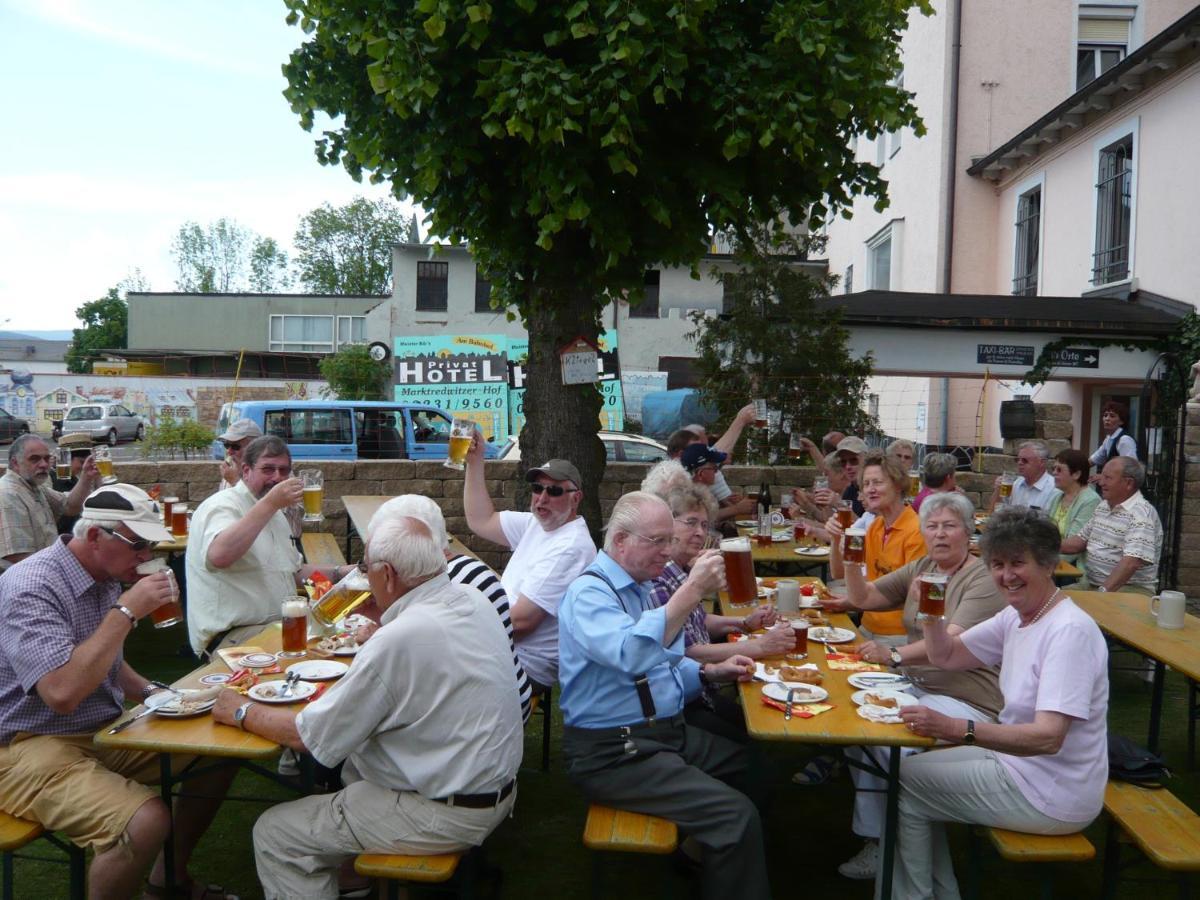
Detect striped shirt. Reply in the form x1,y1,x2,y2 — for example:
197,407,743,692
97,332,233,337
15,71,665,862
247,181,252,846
446,554,533,723
1078,491,1162,590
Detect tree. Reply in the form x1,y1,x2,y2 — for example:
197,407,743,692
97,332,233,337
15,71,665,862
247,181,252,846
689,231,875,464
318,344,390,399
294,196,414,294
281,1,925,528
65,285,129,373
171,218,291,292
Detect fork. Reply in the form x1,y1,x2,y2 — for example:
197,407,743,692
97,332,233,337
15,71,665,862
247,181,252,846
278,671,301,699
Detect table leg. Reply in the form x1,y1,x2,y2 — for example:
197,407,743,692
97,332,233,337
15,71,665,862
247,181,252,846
1148,659,1166,755
159,754,176,896
879,746,901,900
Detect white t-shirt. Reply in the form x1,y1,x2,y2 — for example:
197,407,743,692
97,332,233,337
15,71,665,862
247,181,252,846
1011,471,1061,512
960,598,1108,823
710,470,733,502
498,511,596,686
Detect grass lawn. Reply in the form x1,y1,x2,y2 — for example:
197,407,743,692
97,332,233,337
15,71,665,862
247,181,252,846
12,625,1198,899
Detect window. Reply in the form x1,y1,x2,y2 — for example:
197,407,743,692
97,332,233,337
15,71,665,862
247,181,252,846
416,261,449,312
474,275,492,313
1012,185,1041,296
868,394,880,421
269,315,365,352
844,264,854,295
1076,9,1132,90
867,231,892,290
264,408,353,445
721,274,750,314
1093,134,1133,285
630,271,660,318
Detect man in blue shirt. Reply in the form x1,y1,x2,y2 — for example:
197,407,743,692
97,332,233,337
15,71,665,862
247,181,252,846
559,491,769,900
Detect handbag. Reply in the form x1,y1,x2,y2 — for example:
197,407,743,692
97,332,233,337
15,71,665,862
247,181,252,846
1107,733,1170,786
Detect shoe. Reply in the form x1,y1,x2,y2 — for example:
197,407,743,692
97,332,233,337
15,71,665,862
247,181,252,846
837,840,879,880
791,753,842,786
277,748,300,776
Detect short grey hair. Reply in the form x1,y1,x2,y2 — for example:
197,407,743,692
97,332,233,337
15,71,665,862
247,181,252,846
922,452,958,488
368,494,449,550
823,451,845,472
663,483,717,523
8,433,46,466
1018,440,1050,460
72,517,122,540
886,439,915,459
1112,455,1146,489
641,459,692,499
366,515,446,583
603,491,669,554
917,491,975,533
980,506,1060,571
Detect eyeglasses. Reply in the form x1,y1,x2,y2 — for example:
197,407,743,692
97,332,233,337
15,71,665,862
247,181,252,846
675,516,709,531
629,531,673,548
530,483,579,497
221,441,244,451
254,465,292,477
99,527,154,552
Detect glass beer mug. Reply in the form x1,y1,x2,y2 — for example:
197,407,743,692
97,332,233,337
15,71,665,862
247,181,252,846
300,469,324,524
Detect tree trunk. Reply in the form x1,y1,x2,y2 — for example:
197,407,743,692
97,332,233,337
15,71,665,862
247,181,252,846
521,284,607,539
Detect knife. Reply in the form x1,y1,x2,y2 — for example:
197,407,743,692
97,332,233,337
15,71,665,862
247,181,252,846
106,689,180,734
107,707,156,734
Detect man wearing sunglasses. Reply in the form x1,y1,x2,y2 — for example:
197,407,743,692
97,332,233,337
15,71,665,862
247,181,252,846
463,435,596,691
1,433,100,572
215,417,263,491
0,484,237,899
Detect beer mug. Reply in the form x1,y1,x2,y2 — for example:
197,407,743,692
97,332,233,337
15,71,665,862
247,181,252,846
56,447,72,481
170,504,189,538
775,580,800,614
300,469,324,523
999,473,1016,502
279,597,310,657
136,558,183,629
917,572,948,620
93,445,117,485
311,569,373,627
752,399,768,428
1149,591,1186,630
161,496,179,525
720,537,757,608
445,417,475,471
908,469,921,498
787,432,804,459
843,528,867,565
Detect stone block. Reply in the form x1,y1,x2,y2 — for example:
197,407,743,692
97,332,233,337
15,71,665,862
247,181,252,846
978,454,1015,476
188,485,218,506
1037,421,1074,440
1035,403,1073,422
1186,465,1200,483
1187,403,1200,426
599,481,625,501
1183,498,1200,517
352,461,406,480
1184,480,1200,498
322,479,374,500
413,461,453,480
1176,550,1200,569
155,462,220,483
1185,426,1200,447
378,480,413,496
1045,439,1070,456
439,497,465,516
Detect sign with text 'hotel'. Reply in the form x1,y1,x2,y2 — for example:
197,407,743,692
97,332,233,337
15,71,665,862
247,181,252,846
393,335,510,441
506,331,624,438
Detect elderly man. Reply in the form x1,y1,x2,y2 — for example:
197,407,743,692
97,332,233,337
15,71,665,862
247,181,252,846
368,494,533,723
463,436,595,690
559,491,768,900
991,440,1061,511
1061,456,1162,595
216,417,263,490
216,515,523,899
186,435,353,657
912,452,960,513
0,433,99,571
835,435,870,516
0,485,235,900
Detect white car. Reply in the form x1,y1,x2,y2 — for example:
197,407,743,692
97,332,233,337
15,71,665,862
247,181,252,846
499,431,668,463
60,403,145,445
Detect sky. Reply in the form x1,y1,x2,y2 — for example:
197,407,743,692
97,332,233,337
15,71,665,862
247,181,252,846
0,0,416,330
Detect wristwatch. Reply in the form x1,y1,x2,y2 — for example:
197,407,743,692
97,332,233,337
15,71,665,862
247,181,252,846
142,680,171,700
1097,586,1108,593
234,702,254,731
963,720,976,745
888,647,903,668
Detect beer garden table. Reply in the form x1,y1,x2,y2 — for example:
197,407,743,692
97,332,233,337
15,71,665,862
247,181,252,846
342,494,475,560
1071,590,1200,755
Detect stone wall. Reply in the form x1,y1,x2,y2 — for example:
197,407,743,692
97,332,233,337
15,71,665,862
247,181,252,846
1180,401,1200,599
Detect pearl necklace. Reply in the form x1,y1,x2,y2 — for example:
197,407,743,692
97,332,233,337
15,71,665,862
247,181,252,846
1028,588,1062,626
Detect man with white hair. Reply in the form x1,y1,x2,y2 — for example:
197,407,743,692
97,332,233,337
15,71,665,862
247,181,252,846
990,440,1061,511
559,491,768,899
368,494,533,722
216,515,524,898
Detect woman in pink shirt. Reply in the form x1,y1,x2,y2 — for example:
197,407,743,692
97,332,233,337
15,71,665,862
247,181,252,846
882,507,1109,899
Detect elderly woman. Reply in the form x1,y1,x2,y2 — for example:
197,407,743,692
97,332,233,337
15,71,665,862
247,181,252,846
886,439,916,471
822,493,1008,879
649,484,793,740
826,450,926,646
1046,448,1101,565
883,507,1109,899
911,452,958,513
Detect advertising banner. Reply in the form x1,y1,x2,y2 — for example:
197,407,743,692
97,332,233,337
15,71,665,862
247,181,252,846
393,334,510,441
507,331,624,437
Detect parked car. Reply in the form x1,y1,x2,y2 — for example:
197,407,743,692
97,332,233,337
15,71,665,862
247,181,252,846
499,431,668,463
60,403,145,445
211,400,502,462
0,409,31,443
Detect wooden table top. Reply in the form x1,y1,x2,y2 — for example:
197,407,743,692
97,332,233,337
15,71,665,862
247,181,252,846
720,575,824,611
343,495,474,559
1071,590,1200,682
155,534,188,553
94,623,336,758
734,526,830,565
738,612,935,749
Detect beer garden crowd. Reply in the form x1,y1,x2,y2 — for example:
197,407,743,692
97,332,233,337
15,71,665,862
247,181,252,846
0,394,1171,899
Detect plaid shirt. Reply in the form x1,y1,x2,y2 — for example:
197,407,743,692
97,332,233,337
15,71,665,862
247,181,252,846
0,471,65,570
0,537,124,744
648,560,710,649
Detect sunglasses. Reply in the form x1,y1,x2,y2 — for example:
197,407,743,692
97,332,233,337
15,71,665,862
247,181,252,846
99,527,154,552
530,483,579,497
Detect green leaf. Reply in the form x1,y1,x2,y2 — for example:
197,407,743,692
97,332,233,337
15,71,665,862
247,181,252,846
566,196,590,220
423,14,446,40
481,121,503,138
466,5,486,23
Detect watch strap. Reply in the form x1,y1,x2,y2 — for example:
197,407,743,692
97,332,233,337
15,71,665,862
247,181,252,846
114,605,137,627
964,719,976,744
235,702,254,730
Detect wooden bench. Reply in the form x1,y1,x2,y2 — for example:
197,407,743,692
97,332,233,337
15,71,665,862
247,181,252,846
0,812,85,900
1102,781,1200,899
966,826,1093,899
355,847,494,899
583,805,678,898
301,532,346,568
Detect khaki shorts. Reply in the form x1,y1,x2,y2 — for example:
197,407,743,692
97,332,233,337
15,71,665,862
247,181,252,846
0,733,189,853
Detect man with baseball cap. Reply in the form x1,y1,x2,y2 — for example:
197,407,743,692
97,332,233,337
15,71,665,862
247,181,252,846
216,417,263,491
463,436,596,690
835,436,870,517
0,484,236,899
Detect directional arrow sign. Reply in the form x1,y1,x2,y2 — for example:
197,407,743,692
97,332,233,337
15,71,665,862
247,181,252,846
1046,347,1100,369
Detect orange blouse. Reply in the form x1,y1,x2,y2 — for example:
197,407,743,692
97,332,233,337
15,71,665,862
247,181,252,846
862,505,926,635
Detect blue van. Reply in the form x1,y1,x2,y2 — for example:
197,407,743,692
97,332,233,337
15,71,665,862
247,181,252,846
212,400,501,462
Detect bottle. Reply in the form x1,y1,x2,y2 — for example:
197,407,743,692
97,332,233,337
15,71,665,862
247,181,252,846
756,481,772,545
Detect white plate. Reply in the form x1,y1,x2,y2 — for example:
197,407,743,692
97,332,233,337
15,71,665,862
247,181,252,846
248,680,318,703
771,531,792,542
754,662,819,683
848,672,912,691
152,690,217,718
797,594,822,608
808,626,857,643
793,546,828,556
286,660,349,681
851,689,919,708
332,643,360,656
239,652,279,668
762,682,829,704
736,520,758,528
857,704,904,724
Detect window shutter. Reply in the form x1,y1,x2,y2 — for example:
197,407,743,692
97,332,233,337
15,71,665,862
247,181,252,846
1079,17,1130,43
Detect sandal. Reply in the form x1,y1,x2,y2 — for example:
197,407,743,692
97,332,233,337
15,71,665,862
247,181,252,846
791,752,842,786
144,880,240,900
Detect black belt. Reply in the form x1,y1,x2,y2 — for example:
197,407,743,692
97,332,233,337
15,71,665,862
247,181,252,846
562,712,687,740
431,779,515,809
